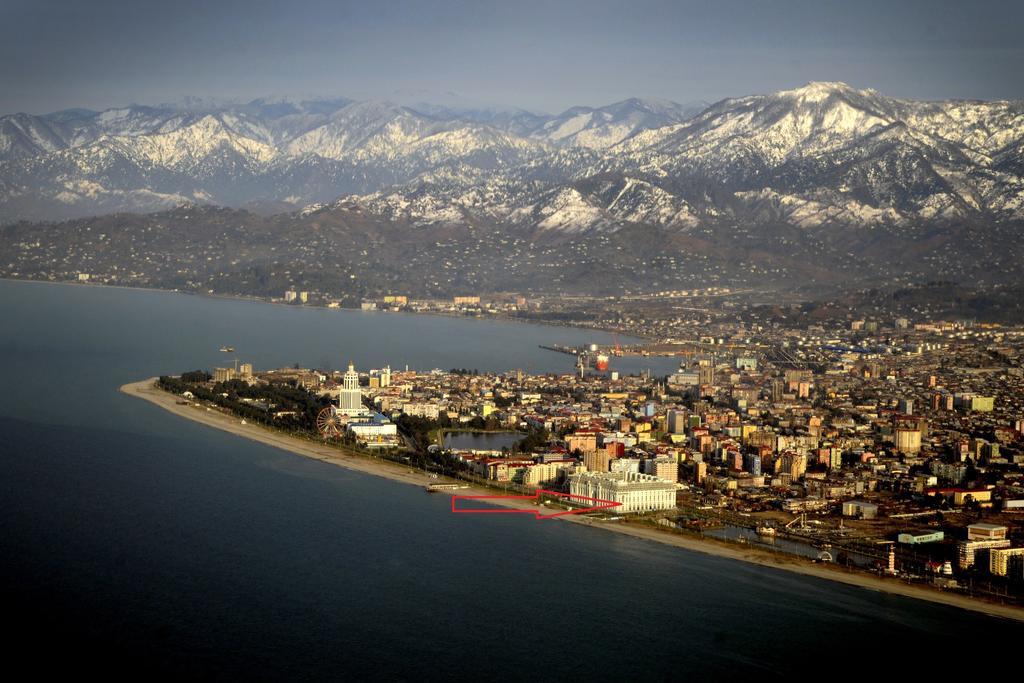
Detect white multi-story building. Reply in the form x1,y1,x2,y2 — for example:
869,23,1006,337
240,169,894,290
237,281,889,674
339,362,369,416
568,471,676,515
347,414,399,448
402,402,441,420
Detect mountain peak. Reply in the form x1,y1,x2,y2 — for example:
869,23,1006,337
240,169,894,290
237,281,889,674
777,81,858,100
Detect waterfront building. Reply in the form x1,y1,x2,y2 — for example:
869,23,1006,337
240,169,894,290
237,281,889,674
989,548,1024,578
668,371,700,388
958,538,1012,569
522,461,570,487
346,413,398,447
569,471,676,514
339,362,369,416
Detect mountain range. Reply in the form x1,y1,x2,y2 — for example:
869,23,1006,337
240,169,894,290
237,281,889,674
7,81,1021,229
2,82,1023,296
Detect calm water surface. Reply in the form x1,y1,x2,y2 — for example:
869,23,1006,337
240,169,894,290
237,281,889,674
0,280,1019,680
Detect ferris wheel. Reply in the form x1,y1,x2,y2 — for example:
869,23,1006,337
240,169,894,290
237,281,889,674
316,406,344,438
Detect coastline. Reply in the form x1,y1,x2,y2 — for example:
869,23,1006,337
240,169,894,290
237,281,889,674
121,377,1024,623
1,276,648,341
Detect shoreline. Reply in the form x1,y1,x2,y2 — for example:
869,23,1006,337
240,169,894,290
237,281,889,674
121,377,1024,623
1,276,651,342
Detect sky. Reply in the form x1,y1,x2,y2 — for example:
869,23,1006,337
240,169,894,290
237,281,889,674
2,0,1023,115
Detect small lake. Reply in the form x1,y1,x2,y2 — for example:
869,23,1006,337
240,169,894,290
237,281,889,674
443,431,524,452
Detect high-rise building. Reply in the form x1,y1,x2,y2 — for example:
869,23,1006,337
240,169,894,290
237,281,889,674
644,457,678,482
338,362,368,415
743,451,761,477
895,425,922,454
583,449,612,473
213,367,236,383
776,452,807,479
666,409,688,434
698,362,714,386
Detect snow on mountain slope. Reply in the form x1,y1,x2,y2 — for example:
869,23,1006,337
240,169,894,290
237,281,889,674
615,82,898,177
532,98,706,149
2,83,1024,229
591,177,700,228
99,115,280,169
0,113,68,159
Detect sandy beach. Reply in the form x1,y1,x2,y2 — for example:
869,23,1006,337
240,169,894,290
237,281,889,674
122,377,1024,622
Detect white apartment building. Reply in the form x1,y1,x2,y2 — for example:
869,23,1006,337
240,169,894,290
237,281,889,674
568,471,676,514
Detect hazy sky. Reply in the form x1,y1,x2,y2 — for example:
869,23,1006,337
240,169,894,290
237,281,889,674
2,0,1023,115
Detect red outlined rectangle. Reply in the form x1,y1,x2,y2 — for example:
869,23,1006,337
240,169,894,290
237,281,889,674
451,489,621,519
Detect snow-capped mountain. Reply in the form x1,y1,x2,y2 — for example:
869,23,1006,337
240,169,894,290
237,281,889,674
2,82,1023,236
529,97,708,149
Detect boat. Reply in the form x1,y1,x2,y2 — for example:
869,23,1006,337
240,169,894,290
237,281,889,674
426,483,469,492
756,524,777,537
219,345,235,352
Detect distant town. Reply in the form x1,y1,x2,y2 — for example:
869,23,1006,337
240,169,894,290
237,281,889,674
155,307,1024,606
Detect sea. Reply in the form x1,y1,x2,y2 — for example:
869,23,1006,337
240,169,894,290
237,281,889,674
0,279,1020,680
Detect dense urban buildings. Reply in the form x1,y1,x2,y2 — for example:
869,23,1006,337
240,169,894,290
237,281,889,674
169,307,1024,601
